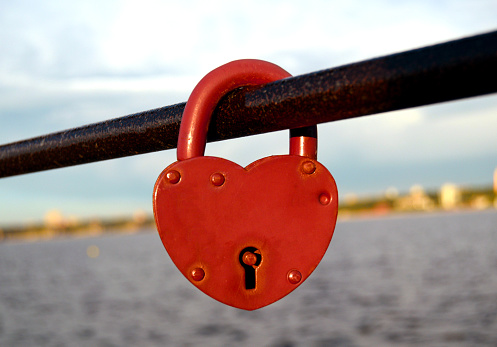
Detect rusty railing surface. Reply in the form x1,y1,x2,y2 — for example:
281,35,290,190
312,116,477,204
0,30,496,178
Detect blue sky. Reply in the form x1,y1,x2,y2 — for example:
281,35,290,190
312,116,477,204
1,0,497,225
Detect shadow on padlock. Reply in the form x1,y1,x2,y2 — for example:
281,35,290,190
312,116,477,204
153,59,338,310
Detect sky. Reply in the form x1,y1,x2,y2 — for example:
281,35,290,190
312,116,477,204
0,0,496,225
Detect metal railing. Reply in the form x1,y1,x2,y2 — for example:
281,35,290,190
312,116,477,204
1,30,496,178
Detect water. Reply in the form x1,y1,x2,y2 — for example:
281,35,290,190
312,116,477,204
1,210,497,346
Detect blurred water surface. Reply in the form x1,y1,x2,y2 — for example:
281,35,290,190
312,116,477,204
1,210,497,346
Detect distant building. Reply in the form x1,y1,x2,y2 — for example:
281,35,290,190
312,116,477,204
394,185,435,211
133,209,147,224
44,210,65,229
440,183,461,210
385,186,399,200
470,195,491,210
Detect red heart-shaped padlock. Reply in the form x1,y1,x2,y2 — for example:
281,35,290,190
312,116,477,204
153,60,338,310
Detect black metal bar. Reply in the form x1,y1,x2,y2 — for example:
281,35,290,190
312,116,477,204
1,30,496,178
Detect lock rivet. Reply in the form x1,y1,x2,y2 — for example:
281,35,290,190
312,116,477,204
191,268,205,281
210,173,225,186
319,192,331,205
302,161,316,175
287,270,302,284
166,170,181,184
242,251,258,266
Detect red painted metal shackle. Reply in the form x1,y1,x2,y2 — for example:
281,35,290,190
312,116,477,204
176,59,317,161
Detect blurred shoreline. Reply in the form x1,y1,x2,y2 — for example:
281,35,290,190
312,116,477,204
0,215,156,243
1,184,495,243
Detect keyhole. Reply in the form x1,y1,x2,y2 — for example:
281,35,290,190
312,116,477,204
239,247,262,290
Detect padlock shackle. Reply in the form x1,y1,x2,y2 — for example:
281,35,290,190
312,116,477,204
177,59,317,161
289,126,318,160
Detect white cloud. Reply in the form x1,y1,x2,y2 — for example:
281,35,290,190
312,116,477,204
319,95,497,166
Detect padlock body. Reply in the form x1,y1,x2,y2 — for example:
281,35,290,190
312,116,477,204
153,155,338,310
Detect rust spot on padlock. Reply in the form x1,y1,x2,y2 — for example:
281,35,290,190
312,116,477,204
153,59,338,310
